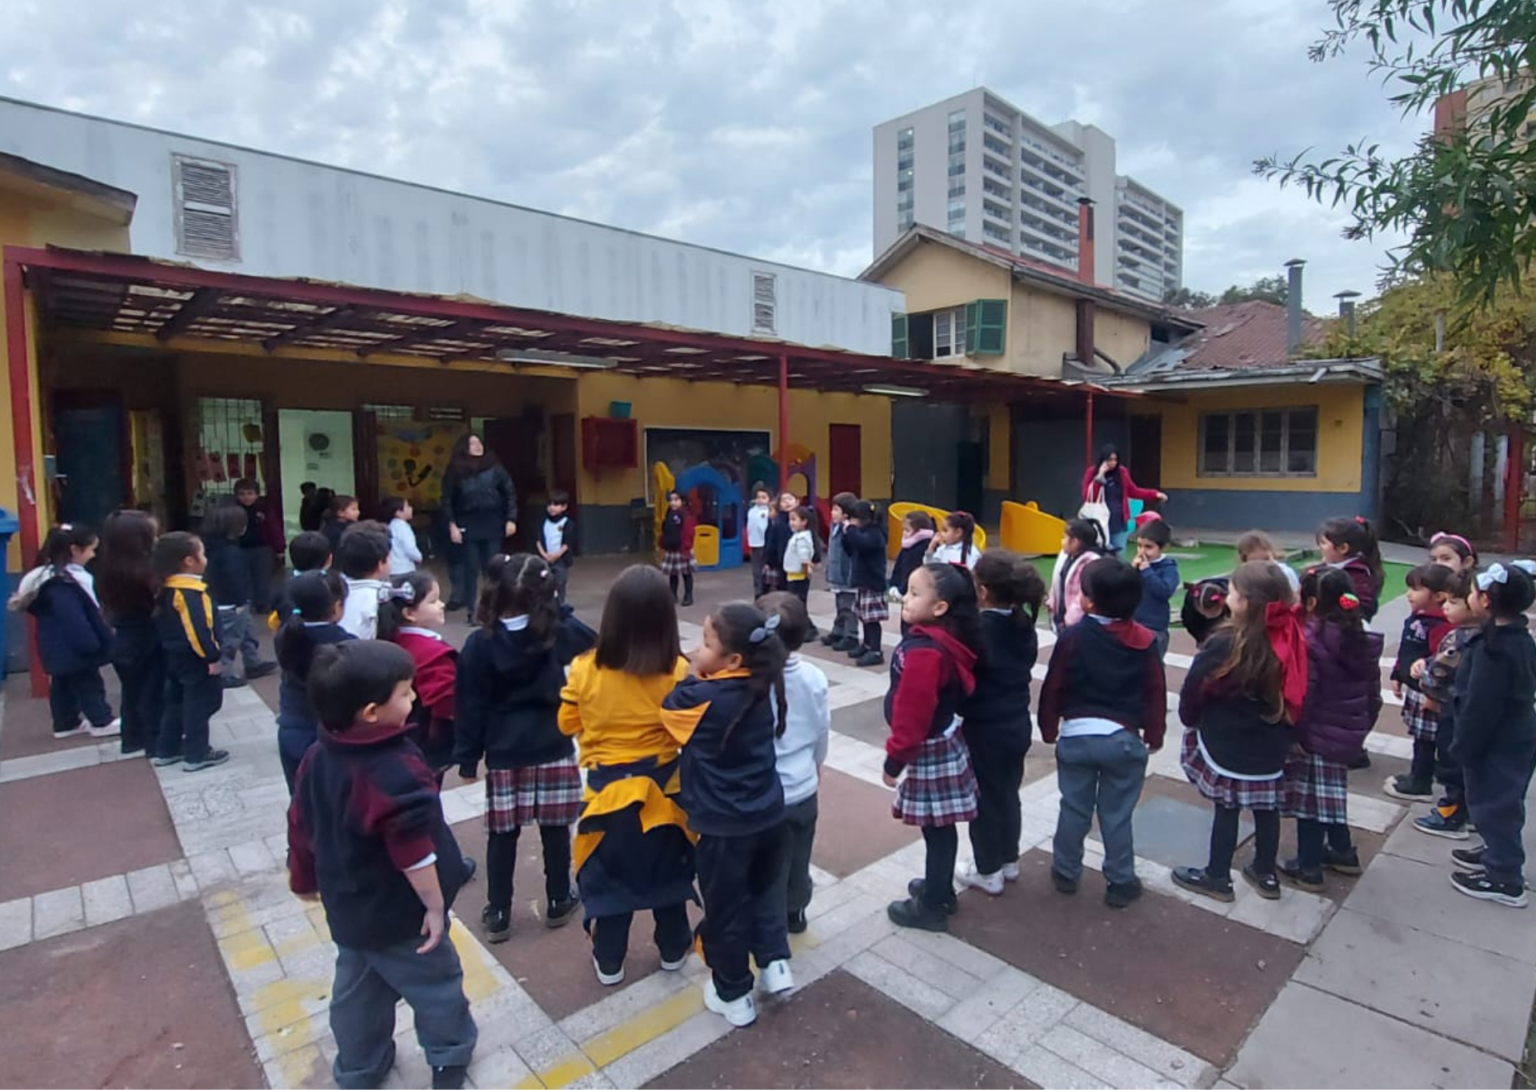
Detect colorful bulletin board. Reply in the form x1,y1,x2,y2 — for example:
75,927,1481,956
378,419,467,508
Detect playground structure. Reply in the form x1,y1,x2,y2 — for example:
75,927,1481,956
650,460,743,570
999,501,1067,556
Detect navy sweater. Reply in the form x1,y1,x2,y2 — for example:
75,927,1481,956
1133,556,1180,632
1037,616,1166,747
288,720,466,950
962,610,1039,752
203,536,252,607
662,671,785,837
1178,632,1293,776
842,522,888,592
275,623,355,739
1451,617,1536,764
29,571,113,676
454,611,596,774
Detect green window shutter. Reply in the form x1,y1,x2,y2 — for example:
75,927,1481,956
973,298,1007,355
891,313,909,359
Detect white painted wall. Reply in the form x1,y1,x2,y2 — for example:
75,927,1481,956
0,97,902,355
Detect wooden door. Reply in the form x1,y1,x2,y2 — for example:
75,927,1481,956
829,423,862,498
353,410,380,518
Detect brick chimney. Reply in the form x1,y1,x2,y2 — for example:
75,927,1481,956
1076,198,1095,286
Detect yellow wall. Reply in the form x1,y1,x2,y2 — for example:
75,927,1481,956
1155,383,1365,493
979,402,1010,491
872,242,1012,314
1095,307,1152,371
574,372,892,506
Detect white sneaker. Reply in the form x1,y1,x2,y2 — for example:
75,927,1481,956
1001,862,1021,882
86,718,122,739
52,722,88,740
758,959,795,995
659,952,688,972
592,957,625,986
956,866,1006,895
703,978,758,1027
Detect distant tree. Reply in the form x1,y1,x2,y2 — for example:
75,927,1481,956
1163,286,1217,308
1218,275,1289,306
1255,1,1536,303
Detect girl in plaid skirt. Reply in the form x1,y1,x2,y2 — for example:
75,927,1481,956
1278,567,1383,891
1174,562,1308,903
1385,563,1456,800
881,562,981,933
843,500,890,668
658,491,698,607
454,554,596,944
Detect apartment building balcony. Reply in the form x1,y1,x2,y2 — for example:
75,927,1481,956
1020,172,1082,217
983,154,1013,180
982,114,1014,141
983,200,1013,226
1019,210,1076,247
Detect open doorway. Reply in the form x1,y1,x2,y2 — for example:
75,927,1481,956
277,409,355,541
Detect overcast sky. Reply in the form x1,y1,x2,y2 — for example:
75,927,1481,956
3,0,1425,309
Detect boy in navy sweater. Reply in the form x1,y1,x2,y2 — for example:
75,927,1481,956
152,533,229,772
1039,559,1166,908
1130,518,1179,661
288,640,476,1089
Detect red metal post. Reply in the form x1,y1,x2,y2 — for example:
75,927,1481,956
777,354,791,494
1084,389,1095,468
4,252,46,696
1504,425,1524,554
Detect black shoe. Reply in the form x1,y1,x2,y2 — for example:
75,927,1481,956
1383,774,1434,801
221,675,248,689
1449,869,1528,908
786,909,808,934
820,631,842,647
1242,863,1282,900
681,594,694,607
120,743,147,757
245,661,278,680
830,636,859,652
432,1064,469,1090
1104,881,1142,909
151,752,183,768
1277,858,1325,893
1322,846,1363,876
1171,866,1235,903
1050,869,1079,895
461,856,477,884
1347,751,1372,770
846,645,867,659
854,650,885,668
482,905,510,944
1452,846,1486,871
906,878,958,915
183,749,231,772
887,896,949,932
1414,807,1471,840
546,892,580,929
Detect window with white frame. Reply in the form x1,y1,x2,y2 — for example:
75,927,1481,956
751,272,777,334
933,307,968,358
173,154,239,261
1199,407,1318,477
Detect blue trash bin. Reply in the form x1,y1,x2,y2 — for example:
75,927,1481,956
0,508,19,680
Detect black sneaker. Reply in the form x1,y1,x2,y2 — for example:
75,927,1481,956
1449,869,1528,908
431,1064,469,1090
1105,881,1142,909
1242,863,1281,899
120,742,147,757
830,636,860,653
1050,869,1079,895
1414,807,1470,840
787,909,808,934
854,649,885,668
183,749,230,773
1383,774,1434,801
681,594,694,608
245,661,278,680
1322,846,1363,876
1277,858,1325,893
820,631,842,647
906,878,957,915
482,905,510,944
1171,866,1235,903
151,752,183,768
461,856,477,884
546,892,580,929
1451,846,1486,871
887,896,949,932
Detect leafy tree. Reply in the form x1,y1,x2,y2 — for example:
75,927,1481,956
1163,286,1217,308
1255,1,1536,302
1219,275,1289,306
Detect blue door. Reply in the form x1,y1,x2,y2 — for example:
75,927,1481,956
55,400,126,527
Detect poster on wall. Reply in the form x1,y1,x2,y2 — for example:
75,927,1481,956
378,419,467,508
643,428,772,504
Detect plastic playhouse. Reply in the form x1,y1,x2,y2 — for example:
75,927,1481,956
651,461,744,570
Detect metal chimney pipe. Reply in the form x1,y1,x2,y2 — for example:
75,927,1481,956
1285,259,1305,356
1335,290,1361,338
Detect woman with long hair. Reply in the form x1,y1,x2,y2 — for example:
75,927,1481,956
442,434,518,617
1081,445,1166,556
98,511,165,755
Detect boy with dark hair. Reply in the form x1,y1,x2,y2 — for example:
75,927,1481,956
1386,562,1457,800
539,490,577,606
288,640,477,1089
1038,558,1166,908
821,493,859,652
233,478,285,615
1130,518,1179,662
204,502,277,688
337,522,393,640
152,532,229,772
267,532,335,634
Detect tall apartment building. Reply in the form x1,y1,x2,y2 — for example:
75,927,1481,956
873,88,1184,302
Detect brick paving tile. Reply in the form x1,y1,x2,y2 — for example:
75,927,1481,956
809,767,920,879
0,759,181,901
0,900,262,1088
0,685,106,761
948,850,1305,1066
643,969,1033,1089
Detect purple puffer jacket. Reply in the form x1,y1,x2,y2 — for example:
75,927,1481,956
1294,618,1384,763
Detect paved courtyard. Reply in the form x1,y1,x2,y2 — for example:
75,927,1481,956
1,554,1532,1089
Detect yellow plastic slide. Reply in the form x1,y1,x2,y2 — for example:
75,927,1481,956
999,501,1066,557
886,502,988,559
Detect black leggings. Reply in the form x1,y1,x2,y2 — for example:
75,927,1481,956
667,573,695,599
863,621,883,654
1208,806,1279,883
921,826,959,908
486,824,572,913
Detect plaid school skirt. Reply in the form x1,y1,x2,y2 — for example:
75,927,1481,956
1282,750,1350,825
1181,728,1285,811
1402,687,1437,741
485,755,583,833
855,587,890,624
893,728,978,827
660,550,695,576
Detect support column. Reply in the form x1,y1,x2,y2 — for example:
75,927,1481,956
778,354,790,494
1084,389,1095,469
1505,425,1525,554
3,252,45,696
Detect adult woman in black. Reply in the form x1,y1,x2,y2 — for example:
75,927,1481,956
442,434,517,615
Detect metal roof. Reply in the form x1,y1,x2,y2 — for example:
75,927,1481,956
9,245,1130,405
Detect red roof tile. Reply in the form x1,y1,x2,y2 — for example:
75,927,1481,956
1173,301,1325,371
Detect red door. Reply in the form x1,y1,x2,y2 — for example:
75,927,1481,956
829,424,862,498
